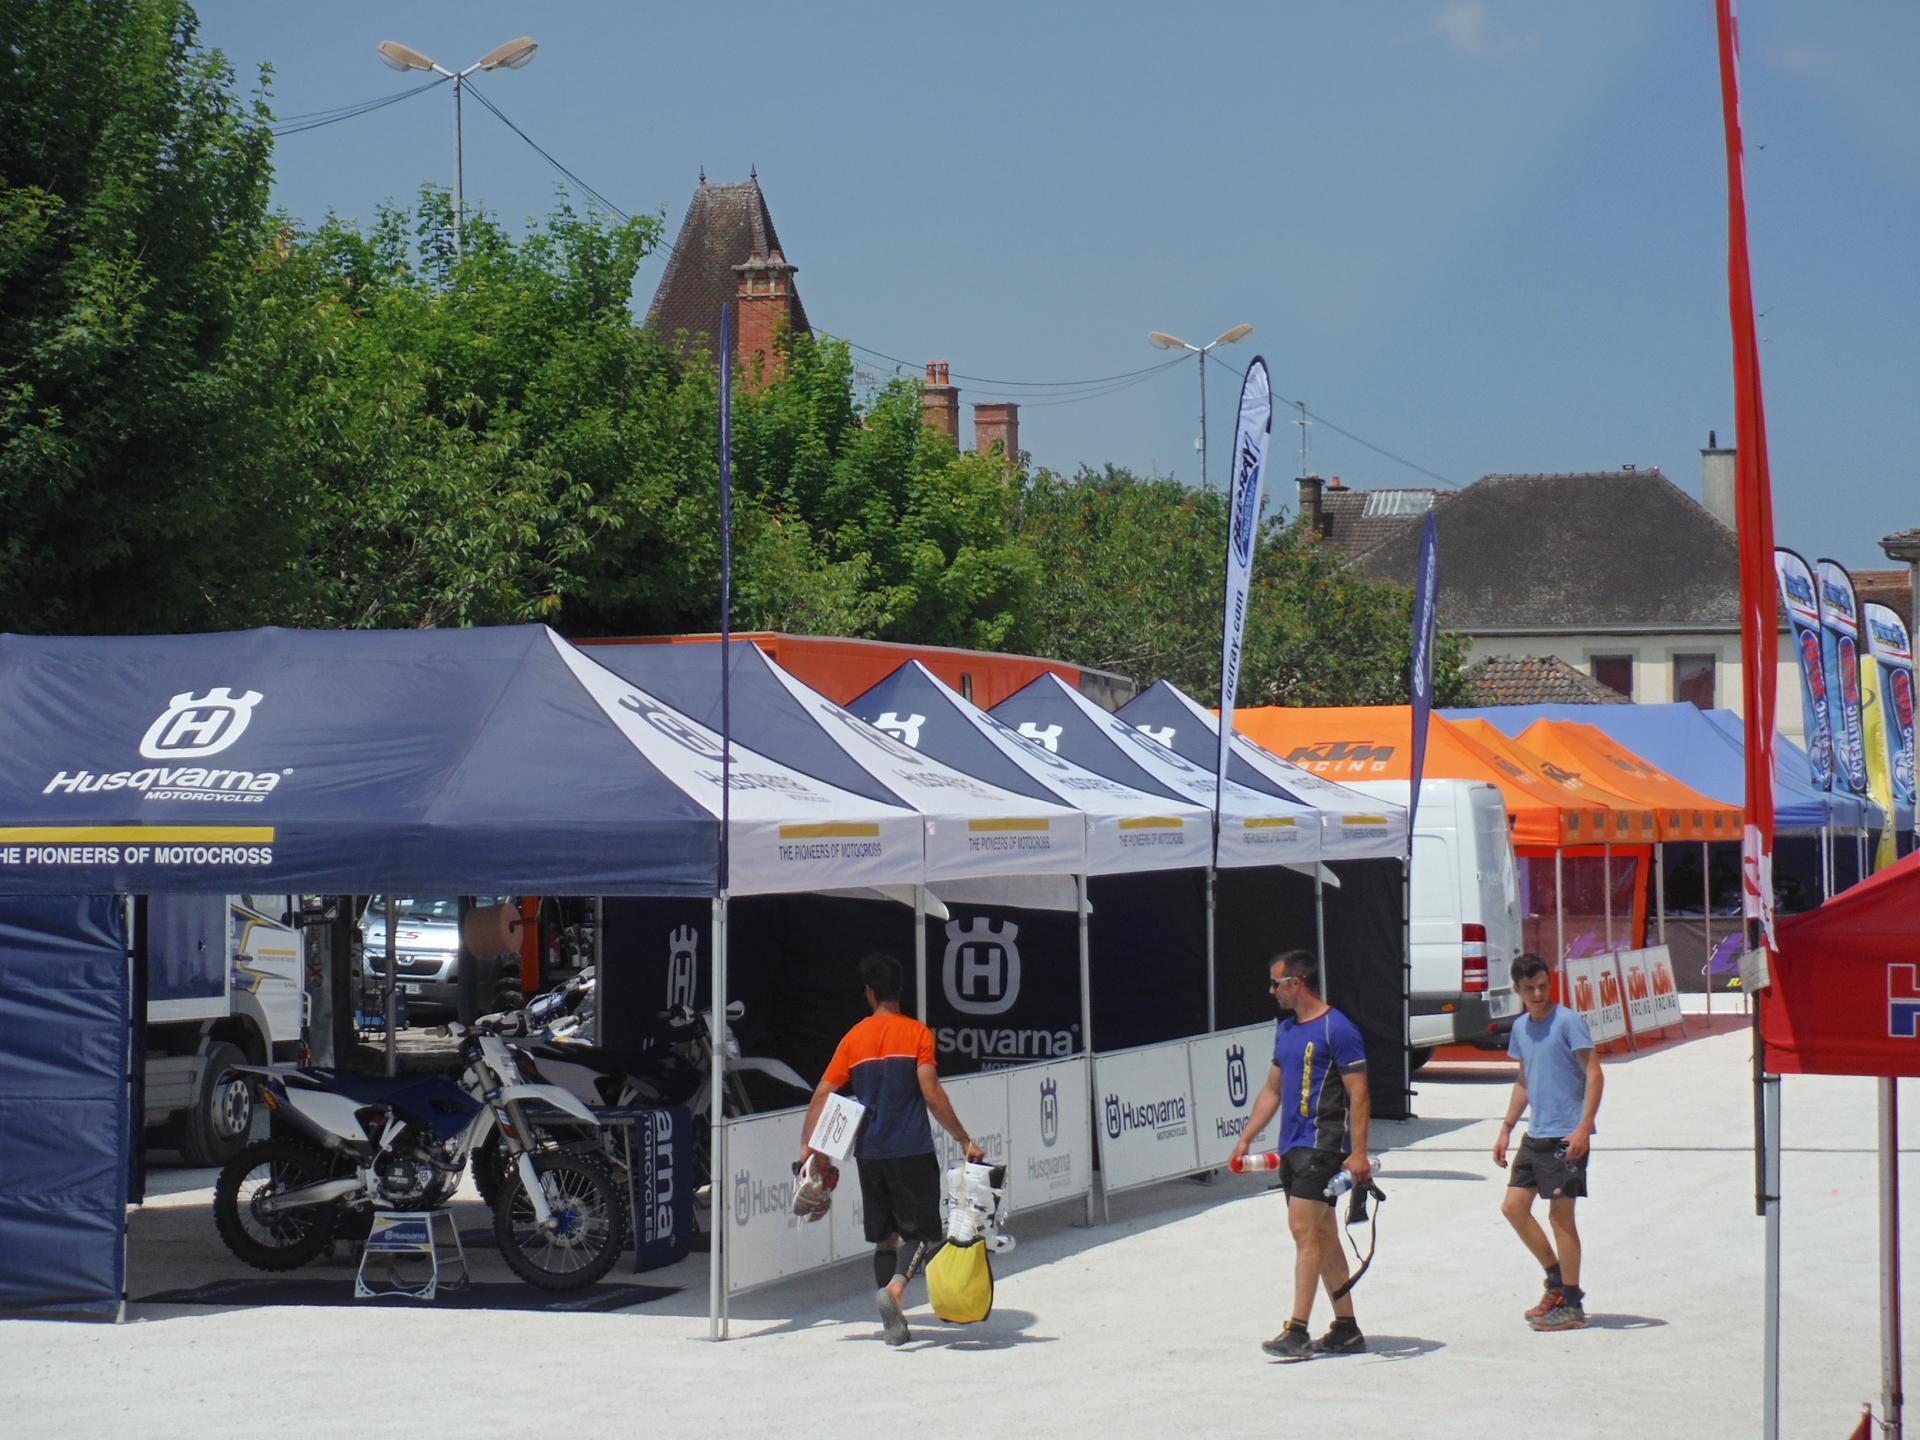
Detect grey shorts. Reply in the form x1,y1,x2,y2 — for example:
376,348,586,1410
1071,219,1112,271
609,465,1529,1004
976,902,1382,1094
1509,1134,1588,1199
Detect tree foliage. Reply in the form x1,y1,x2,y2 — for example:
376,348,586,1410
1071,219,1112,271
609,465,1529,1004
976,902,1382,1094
1,3,1467,711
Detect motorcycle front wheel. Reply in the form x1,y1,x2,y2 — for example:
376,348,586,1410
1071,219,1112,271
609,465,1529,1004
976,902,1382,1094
213,1137,343,1271
493,1150,626,1292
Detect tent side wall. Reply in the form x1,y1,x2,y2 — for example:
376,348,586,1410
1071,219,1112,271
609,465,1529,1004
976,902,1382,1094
0,896,132,1318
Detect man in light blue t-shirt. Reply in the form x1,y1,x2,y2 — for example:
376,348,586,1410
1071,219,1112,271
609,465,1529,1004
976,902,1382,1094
1494,952,1604,1332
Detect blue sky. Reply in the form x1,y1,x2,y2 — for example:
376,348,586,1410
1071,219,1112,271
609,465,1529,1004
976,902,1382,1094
201,0,1919,572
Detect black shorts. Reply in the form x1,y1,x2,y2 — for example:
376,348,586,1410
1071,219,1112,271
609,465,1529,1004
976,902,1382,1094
1279,1147,1345,1206
1509,1134,1589,1199
857,1153,942,1244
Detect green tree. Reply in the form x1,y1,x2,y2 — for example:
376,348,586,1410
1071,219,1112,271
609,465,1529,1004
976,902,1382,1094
1013,465,1468,706
0,0,286,632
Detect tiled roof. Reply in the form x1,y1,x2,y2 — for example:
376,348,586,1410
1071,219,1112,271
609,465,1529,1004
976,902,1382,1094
645,174,810,359
1353,470,1745,631
1881,527,1920,561
1318,486,1453,559
1853,569,1913,623
1463,655,1631,707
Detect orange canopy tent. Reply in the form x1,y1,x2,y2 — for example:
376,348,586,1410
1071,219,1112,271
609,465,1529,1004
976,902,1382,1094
1515,719,1742,843
1451,719,1659,845
1235,706,1613,849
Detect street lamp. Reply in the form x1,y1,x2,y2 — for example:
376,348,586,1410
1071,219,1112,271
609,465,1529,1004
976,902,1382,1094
1149,324,1253,491
378,35,539,259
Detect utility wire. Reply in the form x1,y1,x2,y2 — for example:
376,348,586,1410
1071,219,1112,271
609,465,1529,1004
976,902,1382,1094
465,78,634,223
828,334,1189,392
270,75,450,137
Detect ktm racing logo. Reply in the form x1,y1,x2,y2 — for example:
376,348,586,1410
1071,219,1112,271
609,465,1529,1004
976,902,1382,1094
1284,741,1395,775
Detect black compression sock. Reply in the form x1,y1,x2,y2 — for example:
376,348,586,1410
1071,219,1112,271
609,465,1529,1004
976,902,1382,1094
1563,1284,1585,1306
1328,1315,1360,1333
1545,1265,1564,1289
873,1249,897,1288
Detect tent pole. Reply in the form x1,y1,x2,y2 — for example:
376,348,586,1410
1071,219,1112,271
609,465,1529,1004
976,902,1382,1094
1401,857,1411,1114
709,892,729,1341
1882,1079,1905,1440
1703,841,1713,1020
1078,874,1095,1227
1762,1069,1782,1440
914,885,929,1021
1555,850,1565,966
1654,842,1667,947
384,895,398,1078
1205,867,1217,1033
1314,871,1327,971
1602,843,1614,954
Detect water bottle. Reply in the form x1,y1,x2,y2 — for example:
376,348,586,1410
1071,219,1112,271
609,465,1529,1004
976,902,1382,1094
1323,1168,1355,1199
1229,1151,1280,1173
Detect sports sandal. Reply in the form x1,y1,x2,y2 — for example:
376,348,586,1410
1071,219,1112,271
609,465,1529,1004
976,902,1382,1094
876,1287,911,1346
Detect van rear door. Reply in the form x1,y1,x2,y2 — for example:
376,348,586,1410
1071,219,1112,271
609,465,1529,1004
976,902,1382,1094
1469,786,1523,1024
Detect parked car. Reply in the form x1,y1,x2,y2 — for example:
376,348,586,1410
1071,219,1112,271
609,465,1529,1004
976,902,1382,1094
359,895,518,1023
1339,778,1524,1064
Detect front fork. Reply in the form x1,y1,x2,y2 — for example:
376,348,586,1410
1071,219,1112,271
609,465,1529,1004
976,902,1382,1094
493,1097,555,1226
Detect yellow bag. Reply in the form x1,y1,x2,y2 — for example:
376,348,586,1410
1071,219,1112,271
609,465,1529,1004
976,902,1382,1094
925,1240,994,1324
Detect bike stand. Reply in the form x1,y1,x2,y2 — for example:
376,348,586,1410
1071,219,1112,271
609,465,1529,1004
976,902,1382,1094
354,1209,469,1301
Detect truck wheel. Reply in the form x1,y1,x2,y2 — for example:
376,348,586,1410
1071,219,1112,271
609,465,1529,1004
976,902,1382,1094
178,1041,253,1167
1407,1047,1435,1073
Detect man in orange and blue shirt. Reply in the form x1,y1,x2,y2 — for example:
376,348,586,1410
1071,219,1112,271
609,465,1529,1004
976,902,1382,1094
801,951,981,1346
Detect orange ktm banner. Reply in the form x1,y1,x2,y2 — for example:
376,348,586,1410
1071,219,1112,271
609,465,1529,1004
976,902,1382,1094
1233,706,1600,849
1517,720,1742,843
1451,719,1658,845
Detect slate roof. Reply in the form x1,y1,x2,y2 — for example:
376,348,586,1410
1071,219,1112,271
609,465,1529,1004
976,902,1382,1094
1462,655,1632,707
1353,470,1746,632
1319,486,1455,559
645,174,810,359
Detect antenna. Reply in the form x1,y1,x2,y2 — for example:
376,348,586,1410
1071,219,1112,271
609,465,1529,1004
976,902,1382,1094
1294,399,1310,477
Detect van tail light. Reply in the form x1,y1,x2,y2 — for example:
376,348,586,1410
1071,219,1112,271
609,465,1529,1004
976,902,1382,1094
1461,923,1489,993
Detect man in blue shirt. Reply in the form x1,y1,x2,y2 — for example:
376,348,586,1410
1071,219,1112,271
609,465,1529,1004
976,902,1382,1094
1495,952,1605,1332
1230,949,1371,1362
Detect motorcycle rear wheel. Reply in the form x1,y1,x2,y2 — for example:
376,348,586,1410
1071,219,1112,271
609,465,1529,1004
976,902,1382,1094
214,1137,342,1271
493,1150,626,1292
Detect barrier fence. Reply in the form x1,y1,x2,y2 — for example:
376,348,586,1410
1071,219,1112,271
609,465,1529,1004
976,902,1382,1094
1563,944,1687,1053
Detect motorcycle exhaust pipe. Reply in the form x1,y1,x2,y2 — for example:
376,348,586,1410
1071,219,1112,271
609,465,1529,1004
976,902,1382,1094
255,1177,361,1214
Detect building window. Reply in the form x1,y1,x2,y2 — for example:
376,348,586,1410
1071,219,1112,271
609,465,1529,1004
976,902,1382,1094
1592,654,1634,699
1674,653,1717,709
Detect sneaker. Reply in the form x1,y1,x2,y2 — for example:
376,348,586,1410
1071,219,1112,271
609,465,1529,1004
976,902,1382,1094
875,1287,911,1346
1308,1322,1367,1356
1530,1300,1587,1332
1524,1287,1565,1322
1261,1326,1314,1362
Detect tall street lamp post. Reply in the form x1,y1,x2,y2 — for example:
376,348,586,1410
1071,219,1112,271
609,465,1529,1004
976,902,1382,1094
378,35,539,259
1148,324,1253,492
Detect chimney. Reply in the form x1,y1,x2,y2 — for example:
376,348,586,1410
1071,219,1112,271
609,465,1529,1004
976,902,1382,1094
732,248,799,390
973,401,1020,462
1297,473,1324,534
920,361,959,444
1701,430,1737,530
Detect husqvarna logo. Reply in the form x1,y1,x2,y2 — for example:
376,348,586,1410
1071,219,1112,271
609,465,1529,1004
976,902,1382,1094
873,711,926,748
1227,1044,1250,1107
140,689,262,759
1889,965,1920,1039
618,696,725,759
666,924,698,1009
733,1170,752,1227
1135,724,1176,747
1040,1078,1059,1147
1018,722,1063,753
1104,1092,1123,1140
943,916,1020,1016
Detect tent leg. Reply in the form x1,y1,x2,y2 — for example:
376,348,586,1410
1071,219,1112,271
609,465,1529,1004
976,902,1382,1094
1703,841,1713,1020
1401,858,1412,1116
1554,851,1565,965
1882,1079,1905,1440
1655,842,1666,947
1762,1070,1782,1440
1205,867,1217,1033
709,893,729,1341
914,885,929,1021
384,895,398,1078
1602,843,1614,954
1078,874,1095,1227
1314,871,1327,971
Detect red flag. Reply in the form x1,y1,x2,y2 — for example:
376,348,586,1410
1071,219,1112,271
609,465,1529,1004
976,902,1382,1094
1843,1408,1873,1440
1716,0,1778,951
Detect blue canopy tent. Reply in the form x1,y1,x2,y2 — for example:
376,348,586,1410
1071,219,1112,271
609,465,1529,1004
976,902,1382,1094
0,625,928,1320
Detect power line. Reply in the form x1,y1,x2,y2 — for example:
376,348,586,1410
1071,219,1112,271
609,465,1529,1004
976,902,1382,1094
270,76,450,137
827,333,1190,395
464,78,634,224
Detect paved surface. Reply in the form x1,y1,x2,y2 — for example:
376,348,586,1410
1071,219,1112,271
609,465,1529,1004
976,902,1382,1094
2,1022,1914,1439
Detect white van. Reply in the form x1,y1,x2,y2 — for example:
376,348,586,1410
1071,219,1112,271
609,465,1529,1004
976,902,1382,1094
1340,778,1523,1062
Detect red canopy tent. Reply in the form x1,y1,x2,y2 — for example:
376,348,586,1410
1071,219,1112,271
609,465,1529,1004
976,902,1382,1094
1762,847,1920,1079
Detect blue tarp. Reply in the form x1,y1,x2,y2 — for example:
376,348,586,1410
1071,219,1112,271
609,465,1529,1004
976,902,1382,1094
1443,702,1870,834
0,895,130,1317
1703,709,1909,835
0,626,742,896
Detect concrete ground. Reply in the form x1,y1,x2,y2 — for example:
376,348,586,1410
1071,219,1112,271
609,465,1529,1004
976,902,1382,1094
3,1020,1914,1440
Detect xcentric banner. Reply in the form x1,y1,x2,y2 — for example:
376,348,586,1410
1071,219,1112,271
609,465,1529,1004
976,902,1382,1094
1774,548,1833,792
1215,356,1272,851
1816,558,1870,798
1864,602,1917,817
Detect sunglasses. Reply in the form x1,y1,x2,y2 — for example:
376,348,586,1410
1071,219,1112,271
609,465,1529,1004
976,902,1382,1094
1268,976,1297,991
